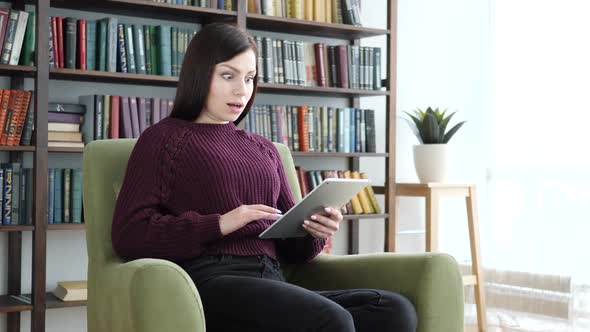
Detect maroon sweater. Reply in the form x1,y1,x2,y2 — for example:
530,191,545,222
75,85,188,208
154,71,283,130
111,117,325,264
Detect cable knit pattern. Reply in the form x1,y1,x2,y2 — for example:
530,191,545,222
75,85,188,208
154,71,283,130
111,117,325,263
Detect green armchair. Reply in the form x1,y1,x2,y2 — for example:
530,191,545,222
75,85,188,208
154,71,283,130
83,139,464,332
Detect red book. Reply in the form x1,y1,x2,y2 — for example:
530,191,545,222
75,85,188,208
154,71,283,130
51,17,60,68
110,95,120,139
57,16,64,69
10,90,31,146
1,90,20,145
77,19,86,70
336,45,349,89
313,43,327,87
0,90,10,145
0,9,10,50
297,105,309,152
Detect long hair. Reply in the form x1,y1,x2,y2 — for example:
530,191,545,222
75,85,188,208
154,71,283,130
170,23,258,125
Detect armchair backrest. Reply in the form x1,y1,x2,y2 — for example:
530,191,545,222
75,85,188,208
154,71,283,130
82,139,300,269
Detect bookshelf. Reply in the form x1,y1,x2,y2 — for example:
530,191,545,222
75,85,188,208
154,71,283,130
1,0,397,331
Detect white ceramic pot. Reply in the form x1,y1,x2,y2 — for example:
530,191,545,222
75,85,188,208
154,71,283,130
413,144,449,183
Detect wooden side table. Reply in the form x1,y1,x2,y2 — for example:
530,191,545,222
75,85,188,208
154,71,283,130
395,183,488,332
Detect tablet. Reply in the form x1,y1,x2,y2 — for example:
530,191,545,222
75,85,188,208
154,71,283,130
259,178,371,239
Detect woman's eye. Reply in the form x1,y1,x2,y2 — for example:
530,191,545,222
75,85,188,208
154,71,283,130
222,74,233,79
245,76,254,83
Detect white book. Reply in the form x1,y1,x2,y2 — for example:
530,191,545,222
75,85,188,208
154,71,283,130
48,122,80,132
53,280,87,301
9,10,29,65
48,141,85,148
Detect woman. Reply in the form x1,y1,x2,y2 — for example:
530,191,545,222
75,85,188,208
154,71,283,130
112,22,417,332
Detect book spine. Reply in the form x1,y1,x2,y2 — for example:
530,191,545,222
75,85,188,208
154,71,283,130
0,10,19,64
71,169,82,223
133,24,146,74
53,169,63,223
77,19,87,70
63,169,71,223
47,168,54,224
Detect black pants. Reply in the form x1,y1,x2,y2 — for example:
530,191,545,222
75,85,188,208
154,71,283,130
180,255,418,332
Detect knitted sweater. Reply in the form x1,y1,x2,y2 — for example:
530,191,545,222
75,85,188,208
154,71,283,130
111,117,325,264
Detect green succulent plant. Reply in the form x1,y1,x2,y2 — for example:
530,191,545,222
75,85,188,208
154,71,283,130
403,107,466,144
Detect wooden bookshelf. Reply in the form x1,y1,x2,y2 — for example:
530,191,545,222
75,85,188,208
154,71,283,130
257,82,389,97
0,295,33,313
0,64,36,76
5,0,398,331
246,13,389,39
47,224,85,231
343,214,389,220
44,293,86,309
49,69,389,97
50,0,237,23
0,225,34,232
0,146,35,152
50,68,178,87
48,146,84,153
292,152,388,157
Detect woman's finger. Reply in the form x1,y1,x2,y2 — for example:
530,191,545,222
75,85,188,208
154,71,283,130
302,223,330,239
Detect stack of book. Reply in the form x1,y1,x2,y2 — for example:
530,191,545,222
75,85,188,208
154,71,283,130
0,8,36,66
48,103,85,149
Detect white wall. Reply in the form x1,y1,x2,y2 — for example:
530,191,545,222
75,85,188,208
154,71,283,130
394,0,491,259
0,0,491,330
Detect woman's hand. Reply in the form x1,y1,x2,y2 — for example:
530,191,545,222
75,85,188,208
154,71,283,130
219,205,282,236
302,207,343,239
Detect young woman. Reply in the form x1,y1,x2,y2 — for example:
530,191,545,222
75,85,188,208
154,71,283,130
112,23,417,332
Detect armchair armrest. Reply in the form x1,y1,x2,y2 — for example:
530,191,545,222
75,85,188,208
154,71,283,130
282,253,464,332
89,258,205,332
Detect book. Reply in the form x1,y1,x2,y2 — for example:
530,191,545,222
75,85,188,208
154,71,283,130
53,280,87,301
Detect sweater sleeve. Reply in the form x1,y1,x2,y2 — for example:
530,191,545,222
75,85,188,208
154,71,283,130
111,127,223,261
266,142,326,263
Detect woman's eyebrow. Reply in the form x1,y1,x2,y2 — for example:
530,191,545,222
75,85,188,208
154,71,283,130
218,63,256,74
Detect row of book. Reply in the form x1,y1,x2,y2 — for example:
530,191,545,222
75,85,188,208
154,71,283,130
254,37,381,90
146,0,362,26
243,104,376,153
1,163,30,225
0,89,34,146
248,0,362,26
297,168,381,215
148,0,237,10
0,9,36,66
0,164,83,225
48,15,199,77
48,96,174,147
48,168,83,224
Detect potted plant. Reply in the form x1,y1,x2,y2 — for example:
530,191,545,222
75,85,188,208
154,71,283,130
403,107,466,183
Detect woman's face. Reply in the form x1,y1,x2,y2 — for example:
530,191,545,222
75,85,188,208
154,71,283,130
196,49,257,124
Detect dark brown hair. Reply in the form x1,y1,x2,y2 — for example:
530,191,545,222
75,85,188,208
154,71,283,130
170,22,258,125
